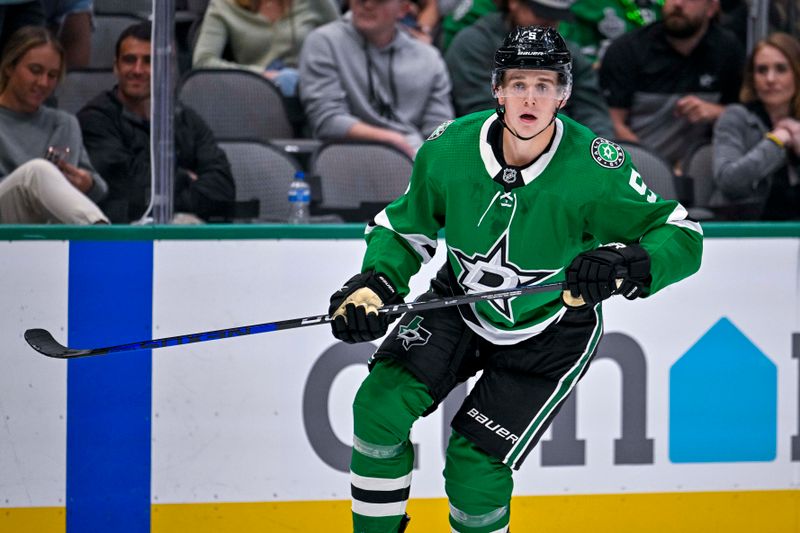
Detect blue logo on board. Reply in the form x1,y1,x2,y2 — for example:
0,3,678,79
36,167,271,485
669,317,777,463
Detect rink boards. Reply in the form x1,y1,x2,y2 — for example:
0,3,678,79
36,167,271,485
0,224,798,532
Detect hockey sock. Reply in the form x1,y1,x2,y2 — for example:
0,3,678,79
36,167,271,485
445,430,514,533
351,358,434,533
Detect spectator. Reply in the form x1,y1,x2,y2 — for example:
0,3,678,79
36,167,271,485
599,0,744,170
712,33,800,221
79,21,236,224
559,0,661,65
0,26,108,224
41,0,93,69
0,1,45,55
192,0,339,97
299,0,454,159
446,0,614,138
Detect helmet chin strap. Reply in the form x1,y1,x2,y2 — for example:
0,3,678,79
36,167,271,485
496,101,562,142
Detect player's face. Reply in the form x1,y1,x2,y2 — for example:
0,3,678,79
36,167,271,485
1,44,61,113
114,36,151,103
351,0,409,39
662,0,717,38
496,70,564,133
753,44,796,110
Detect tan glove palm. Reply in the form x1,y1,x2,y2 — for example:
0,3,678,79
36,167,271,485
328,271,403,344
331,287,383,318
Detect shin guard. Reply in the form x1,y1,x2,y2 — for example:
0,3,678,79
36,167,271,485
444,431,514,533
351,359,433,533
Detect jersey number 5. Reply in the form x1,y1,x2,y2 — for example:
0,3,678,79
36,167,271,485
628,169,657,203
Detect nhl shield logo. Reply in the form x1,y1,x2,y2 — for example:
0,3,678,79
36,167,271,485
591,138,625,169
502,168,517,184
397,316,432,350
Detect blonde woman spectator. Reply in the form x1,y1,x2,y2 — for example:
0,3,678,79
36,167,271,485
0,26,108,224
712,33,800,220
192,0,339,96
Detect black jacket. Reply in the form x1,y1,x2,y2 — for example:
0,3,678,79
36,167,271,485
78,88,235,223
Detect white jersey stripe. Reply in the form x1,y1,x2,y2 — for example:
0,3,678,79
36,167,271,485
666,204,704,235
351,472,412,492
369,209,438,263
352,499,408,517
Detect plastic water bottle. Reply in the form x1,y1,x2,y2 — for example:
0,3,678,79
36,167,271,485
288,170,311,224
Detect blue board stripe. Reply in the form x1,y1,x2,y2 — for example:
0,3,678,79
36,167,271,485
67,241,153,533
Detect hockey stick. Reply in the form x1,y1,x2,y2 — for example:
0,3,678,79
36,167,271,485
24,281,569,359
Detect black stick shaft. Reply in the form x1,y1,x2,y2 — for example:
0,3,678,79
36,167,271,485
24,281,566,359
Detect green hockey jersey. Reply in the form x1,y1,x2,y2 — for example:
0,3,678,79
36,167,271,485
363,110,703,344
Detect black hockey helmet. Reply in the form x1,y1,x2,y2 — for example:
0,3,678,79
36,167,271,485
492,26,572,95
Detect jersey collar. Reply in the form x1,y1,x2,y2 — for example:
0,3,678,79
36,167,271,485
479,114,564,186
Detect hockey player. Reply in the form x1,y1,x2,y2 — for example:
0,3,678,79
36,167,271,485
329,26,703,533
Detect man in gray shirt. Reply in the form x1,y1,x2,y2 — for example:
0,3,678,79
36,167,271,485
299,0,454,158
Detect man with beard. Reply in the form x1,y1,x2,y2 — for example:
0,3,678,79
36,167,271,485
598,0,744,169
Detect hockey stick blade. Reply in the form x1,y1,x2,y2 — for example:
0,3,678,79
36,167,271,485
24,280,567,359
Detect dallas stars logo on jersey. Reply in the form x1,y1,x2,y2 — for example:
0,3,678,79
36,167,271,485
450,234,558,323
397,316,432,350
591,138,625,169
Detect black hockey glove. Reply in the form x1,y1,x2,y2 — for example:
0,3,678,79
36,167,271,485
328,271,404,343
564,243,651,308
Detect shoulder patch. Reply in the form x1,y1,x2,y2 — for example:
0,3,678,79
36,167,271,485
590,138,625,169
427,120,454,141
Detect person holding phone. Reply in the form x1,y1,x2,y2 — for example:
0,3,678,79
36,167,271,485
0,25,108,224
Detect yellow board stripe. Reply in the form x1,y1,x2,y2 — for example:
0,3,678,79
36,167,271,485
0,506,65,532
3,491,798,533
